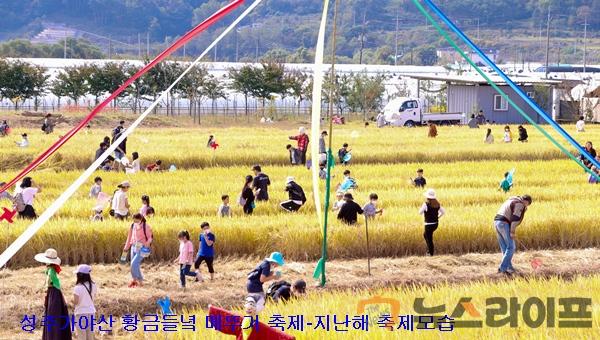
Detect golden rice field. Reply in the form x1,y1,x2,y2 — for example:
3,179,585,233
155,275,600,340
0,123,599,268
1,122,598,171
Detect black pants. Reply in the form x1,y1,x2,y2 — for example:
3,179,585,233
423,223,438,256
43,286,72,340
243,203,253,215
300,149,307,166
280,200,302,212
194,256,215,273
18,205,36,219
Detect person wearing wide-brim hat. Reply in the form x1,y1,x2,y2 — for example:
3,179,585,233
246,251,285,313
111,181,131,220
34,248,72,340
418,189,446,256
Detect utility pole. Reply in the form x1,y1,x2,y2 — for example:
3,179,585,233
108,36,112,59
583,16,589,73
183,44,186,59
235,29,239,62
138,33,141,59
63,34,67,59
214,42,217,62
545,6,551,79
146,32,150,57
394,9,399,66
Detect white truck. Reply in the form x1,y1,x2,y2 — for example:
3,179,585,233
382,97,466,127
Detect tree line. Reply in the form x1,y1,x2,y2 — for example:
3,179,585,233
0,59,386,119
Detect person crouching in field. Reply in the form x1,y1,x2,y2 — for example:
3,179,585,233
428,122,438,138
15,133,29,148
484,128,494,144
363,193,383,219
280,177,307,212
337,193,364,225
246,252,285,313
194,222,216,281
494,195,532,275
123,213,153,287
217,194,232,217
34,248,72,340
146,160,163,172
286,144,300,165
72,264,97,340
175,230,198,289
518,125,528,142
418,189,446,256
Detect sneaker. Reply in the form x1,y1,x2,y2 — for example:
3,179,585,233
195,276,204,283
128,280,137,288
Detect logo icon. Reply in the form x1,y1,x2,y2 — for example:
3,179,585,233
0,207,17,223
357,296,401,329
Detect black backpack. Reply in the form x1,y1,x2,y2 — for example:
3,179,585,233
266,280,291,299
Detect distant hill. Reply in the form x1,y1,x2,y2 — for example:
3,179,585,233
0,0,598,65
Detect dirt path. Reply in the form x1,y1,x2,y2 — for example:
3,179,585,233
1,248,599,333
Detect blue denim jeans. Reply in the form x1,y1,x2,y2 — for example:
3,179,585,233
495,220,515,272
179,264,197,287
130,247,144,281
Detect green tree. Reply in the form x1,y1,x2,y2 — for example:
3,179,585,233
417,46,439,66
54,65,92,106
229,65,259,116
177,65,208,121
203,75,226,115
346,72,385,120
286,70,309,115
0,60,48,110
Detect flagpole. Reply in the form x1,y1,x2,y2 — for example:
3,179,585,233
319,0,340,288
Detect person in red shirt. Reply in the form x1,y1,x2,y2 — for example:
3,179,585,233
289,127,309,166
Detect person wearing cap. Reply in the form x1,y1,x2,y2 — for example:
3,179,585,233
15,133,29,148
111,181,130,220
289,127,309,166
252,165,271,202
494,195,533,275
270,280,307,303
337,193,364,225
123,213,153,287
280,177,306,212
34,248,72,340
73,264,97,340
246,252,285,313
418,189,446,256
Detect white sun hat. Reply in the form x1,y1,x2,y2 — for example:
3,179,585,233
424,189,437,200
34,248,61,265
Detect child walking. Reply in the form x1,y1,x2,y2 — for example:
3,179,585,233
217,194,231,217
123,213,153,287
418,189,446,256
73,264,97,340
175,230,198,288
363,193,383,219
194,222,216,281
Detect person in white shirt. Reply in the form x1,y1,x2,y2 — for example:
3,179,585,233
576,116,585,133
72,264,97,340
15,133,29,148
111,181,131,220
125,152,141,174
15,177,41,219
